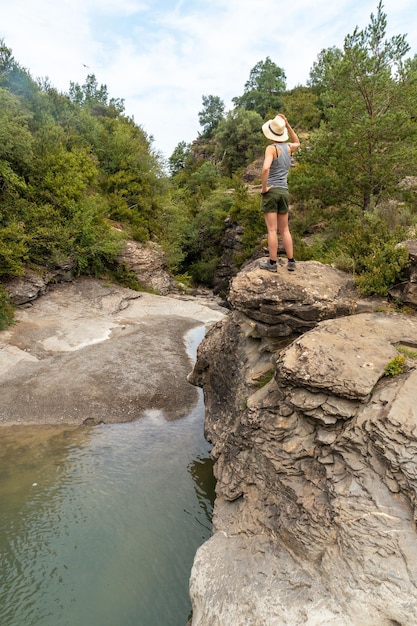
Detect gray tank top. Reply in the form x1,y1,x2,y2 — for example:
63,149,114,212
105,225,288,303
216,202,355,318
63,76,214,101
267,143,291,189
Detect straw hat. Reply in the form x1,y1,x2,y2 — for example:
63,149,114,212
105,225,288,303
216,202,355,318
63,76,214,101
262,115,289,142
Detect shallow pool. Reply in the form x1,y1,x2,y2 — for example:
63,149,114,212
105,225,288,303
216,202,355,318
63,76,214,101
0,327,214,626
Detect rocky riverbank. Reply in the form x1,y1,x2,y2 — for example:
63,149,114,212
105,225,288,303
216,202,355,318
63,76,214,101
0,278,226,426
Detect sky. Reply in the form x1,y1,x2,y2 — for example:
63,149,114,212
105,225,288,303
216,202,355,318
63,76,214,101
1,0,416,160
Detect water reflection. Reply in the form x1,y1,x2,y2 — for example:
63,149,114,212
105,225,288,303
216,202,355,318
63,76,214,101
0,326,214,626
187,456,216,535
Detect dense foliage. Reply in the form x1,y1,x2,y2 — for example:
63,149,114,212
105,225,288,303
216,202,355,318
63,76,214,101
1,2,417,326
0,42,164,284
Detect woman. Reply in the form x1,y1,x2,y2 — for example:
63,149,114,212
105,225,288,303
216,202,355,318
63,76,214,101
259,113,300,272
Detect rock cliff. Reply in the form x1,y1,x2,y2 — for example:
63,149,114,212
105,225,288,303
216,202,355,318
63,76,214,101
189,257,417,625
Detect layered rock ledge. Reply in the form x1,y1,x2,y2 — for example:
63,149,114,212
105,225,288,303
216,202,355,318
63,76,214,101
189,258,417,625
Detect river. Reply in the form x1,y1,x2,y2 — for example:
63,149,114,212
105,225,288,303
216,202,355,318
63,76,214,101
0,326,213,626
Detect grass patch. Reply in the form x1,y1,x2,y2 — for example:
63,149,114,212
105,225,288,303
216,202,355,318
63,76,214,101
397,345,417,359
255,369,275,389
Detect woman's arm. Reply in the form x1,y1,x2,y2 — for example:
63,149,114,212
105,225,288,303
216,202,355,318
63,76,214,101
261,145,275,194
278,114,300,154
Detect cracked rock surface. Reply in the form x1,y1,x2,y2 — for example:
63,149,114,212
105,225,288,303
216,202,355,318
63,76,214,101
189,261,417,626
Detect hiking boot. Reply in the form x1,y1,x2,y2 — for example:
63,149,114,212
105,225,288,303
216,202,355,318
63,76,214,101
287,259,296,272
259,260,277,273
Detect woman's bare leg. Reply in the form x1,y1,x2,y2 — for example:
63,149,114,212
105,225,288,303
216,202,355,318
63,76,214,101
263,212,278,261
278,213,293,259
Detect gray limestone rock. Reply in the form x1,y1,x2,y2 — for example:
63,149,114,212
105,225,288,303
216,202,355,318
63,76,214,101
3,269,48,305
117,239,181,295
0,278,225,425
189,260,417,625
228,258,360,335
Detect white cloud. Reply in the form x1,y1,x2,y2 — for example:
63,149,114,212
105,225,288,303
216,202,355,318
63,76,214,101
1,0,416,158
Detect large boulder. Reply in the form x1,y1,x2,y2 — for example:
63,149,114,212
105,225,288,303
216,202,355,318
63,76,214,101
189,260,417,625
228,258,362,337
117,240,181,295
3,268,50,305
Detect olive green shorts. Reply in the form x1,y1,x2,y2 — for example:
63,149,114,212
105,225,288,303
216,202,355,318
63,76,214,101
261,187,289,214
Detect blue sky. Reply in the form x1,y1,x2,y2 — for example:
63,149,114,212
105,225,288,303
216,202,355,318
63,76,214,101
1,0,416,160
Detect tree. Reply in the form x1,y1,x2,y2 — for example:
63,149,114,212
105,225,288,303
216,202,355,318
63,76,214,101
308,46,344,94
198,95,225,138
95,114,163,240
294,1,417,211
69,74,125,115
169,141,191,175
0,39,15,80
282,86,321,131
232,57,286,118
214,108,263,176
0,87,33,204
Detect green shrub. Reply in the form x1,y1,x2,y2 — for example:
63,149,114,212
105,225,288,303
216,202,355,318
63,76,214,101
188,257,219,286
0,286,15,329
331,252,355,273
71,196,123,276
301,211,411,296
130,224,151,243
384,355,406,376
111,261,143,291
178,189,231,285
354,241,409,296
173,272,193,288
229,178,265,265
0,223,28,277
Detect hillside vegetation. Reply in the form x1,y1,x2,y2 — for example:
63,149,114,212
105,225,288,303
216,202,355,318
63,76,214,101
1,2,417,327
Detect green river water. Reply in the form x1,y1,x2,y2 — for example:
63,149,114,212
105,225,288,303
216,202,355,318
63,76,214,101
0,327,214,626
